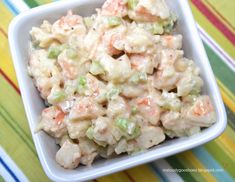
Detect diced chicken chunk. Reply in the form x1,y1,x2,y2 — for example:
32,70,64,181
135,93,161,125
92,117,117,145
28,50,62,99
69,97,105,121
121,83,146,98
84,74,106,99
124,27,154,54
30,20,54,48
102,26,126,56
137,0,170,19
101,0,128,17
153,50,183,90
136,126,165,149
79,138,98,165
57,50,81,80
161,111,200,138
66,120,91,139
128,0,170,22
107,96,129,118
99,54,132,83
56,140,81,169
160,35,183,50
37,106,67,138
183,96,215,127
129,54,154,74
115,139,139,155
52,10,86,43
177,74,203,97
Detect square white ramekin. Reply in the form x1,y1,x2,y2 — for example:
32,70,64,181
8,0,227,181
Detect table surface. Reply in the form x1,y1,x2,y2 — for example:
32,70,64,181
0,0,234,182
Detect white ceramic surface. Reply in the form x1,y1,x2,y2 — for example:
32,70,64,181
8,0,227,181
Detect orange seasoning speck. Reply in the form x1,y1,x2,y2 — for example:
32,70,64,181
138,98,151,106
55,108,65,125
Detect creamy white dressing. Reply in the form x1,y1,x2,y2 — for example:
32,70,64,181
29,0,215,169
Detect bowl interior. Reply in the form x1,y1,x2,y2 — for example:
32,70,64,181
9,0,226,181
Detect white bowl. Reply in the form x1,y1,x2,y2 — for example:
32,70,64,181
8,0,227,181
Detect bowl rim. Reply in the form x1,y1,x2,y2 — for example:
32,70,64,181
8,0,227,181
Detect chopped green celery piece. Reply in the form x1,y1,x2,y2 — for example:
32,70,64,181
127,126,140,139
78,76,87,87
66,48,77,59
86,127,94,140
125,125,141,140
77,76,87,93
116,118,141,139
104,16,122,27
50,91,66,103
48,47,61,59
116,118,129,131
151,23,164,35
163,13,177,33
90,61,105,75
164,22,174,33
130,72,147,84
133,126,140,136
131,107,138,115
48,44,68,59
84,17,93,28
128,0,138,10
106,88,121,99
161,97,181,111
160,92,181,111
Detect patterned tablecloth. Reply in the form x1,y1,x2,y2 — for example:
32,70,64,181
0,0,235,181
